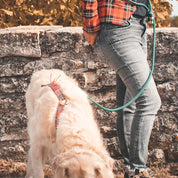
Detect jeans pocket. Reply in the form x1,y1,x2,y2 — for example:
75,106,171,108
120,20,131,29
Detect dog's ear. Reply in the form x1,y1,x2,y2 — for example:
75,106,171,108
52,153,68,169
52,154,66,169
51,155,59,170
94,158,114,178
52,151,78,169
52,155,69,177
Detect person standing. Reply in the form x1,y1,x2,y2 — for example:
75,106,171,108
80,0,161,177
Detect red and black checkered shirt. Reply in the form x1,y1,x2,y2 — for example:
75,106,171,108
81,0,137,32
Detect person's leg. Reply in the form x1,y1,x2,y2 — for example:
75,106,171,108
116,74,128,162
116,75,136,165
116,17,148,170
97,16,161,173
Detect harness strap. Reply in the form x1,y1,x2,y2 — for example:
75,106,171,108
42,81,66,128
55,104,64,128
47,82,65,101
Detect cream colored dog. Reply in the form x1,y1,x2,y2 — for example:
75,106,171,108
25,69,114,178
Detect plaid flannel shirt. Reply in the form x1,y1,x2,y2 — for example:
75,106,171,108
81,0,137,32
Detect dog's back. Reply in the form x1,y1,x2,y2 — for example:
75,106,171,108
26,69,96,144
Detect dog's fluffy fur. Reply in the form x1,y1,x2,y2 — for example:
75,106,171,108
26,69,114,178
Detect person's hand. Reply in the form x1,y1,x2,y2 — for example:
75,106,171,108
83,31,98,47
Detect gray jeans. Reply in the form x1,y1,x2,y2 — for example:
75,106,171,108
95,16,161,171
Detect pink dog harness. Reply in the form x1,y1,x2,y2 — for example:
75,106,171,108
42,81,66,128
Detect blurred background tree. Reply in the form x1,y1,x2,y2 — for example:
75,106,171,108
0,0,176,29
171,16,178,26
0,0,82,28
152,0,173,27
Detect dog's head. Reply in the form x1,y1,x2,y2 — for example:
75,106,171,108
52,148,114,178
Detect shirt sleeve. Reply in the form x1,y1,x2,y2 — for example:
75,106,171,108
80,0,101,32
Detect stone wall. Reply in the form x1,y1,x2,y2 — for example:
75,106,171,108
0,26,177,177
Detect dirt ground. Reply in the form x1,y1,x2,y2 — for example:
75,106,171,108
0,159,177,178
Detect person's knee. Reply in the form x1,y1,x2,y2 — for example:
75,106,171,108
151,92,161,112
136,89,161,114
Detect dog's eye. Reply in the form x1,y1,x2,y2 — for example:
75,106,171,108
65,168,69,177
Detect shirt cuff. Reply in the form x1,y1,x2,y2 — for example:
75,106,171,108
83,24,101,32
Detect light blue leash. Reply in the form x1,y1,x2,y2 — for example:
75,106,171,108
88,0,156,112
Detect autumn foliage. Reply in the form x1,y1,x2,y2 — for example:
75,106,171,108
0,0,82,29
151,0,173,27
0,0,174,29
